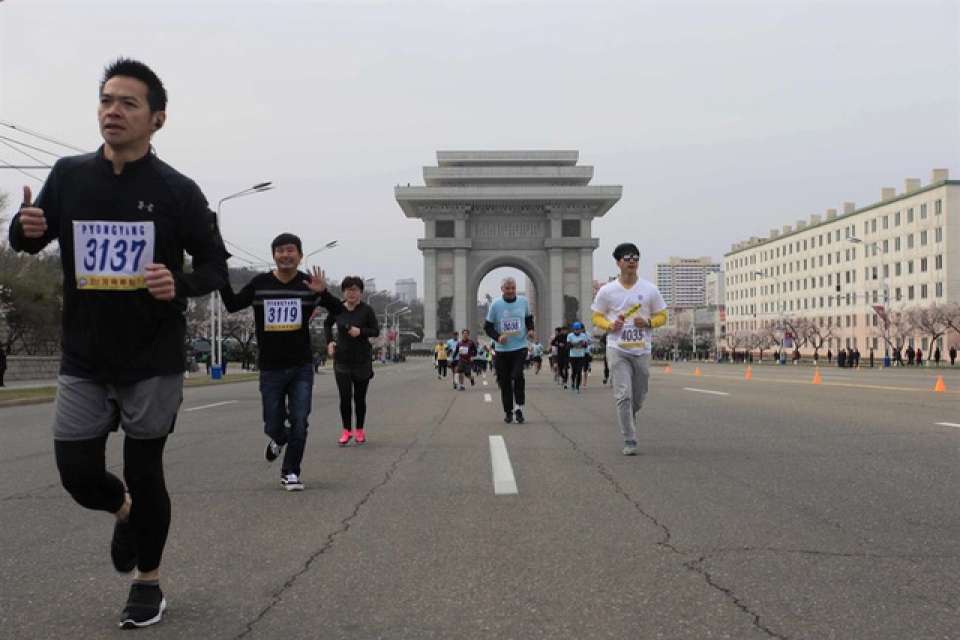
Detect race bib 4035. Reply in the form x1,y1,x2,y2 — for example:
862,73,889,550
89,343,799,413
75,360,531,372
73,221,155,290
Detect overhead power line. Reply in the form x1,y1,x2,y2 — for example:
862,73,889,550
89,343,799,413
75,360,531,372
0,120,88,154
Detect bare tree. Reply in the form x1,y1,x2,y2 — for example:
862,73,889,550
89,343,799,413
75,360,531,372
749,328,775,362
724,330,751,362
221,307,256,367
804,316,837,364
909,304,952,361
780,315,812,362
0,244,63,355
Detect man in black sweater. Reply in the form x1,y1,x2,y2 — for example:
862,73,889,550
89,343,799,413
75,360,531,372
8,59,228,629
220,233,341,491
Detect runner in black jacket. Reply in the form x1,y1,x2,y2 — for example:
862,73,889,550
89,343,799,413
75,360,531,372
220,233,342,490
323,276,380,446
7,58,228,629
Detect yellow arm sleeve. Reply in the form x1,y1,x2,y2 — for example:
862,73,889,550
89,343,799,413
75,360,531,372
649,310,668,329
592,310,612,331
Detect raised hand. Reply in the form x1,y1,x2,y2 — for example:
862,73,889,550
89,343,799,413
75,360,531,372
18,186,48,238
307,266,327,293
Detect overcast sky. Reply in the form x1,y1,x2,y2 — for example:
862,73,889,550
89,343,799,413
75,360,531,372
2,0,957,300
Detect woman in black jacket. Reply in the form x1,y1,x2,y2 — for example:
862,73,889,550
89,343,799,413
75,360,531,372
324,276,380,446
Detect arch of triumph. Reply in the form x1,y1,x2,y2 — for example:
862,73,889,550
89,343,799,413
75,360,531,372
395,151,622,345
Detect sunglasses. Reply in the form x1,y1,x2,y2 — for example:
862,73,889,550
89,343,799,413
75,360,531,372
618,254,640,262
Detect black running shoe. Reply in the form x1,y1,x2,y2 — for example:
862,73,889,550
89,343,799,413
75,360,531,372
504,412,513,424
119,583,166,629
111,519,138,574
514,409,525,424
265,439,283,462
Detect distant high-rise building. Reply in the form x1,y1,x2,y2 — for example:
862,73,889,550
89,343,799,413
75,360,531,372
395,278,418,302
655,257,721,308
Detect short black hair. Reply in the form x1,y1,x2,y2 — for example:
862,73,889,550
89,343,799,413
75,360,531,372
613,242,640,261
100,58,167,112
340,276,365,291
271,233,302,254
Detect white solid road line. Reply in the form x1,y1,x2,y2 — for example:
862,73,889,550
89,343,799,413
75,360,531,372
489,435,518,495
935,422,960,428
484,393,492,403
683,388,730,396
184,401,238,412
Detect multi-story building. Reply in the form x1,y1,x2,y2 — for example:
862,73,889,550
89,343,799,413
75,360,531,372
395,278,418,303
655,257,721,309
724,169,959,359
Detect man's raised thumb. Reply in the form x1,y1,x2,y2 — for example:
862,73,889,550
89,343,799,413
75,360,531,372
22,185,33,207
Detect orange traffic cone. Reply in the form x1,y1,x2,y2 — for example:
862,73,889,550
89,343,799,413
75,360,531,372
695,367,701,377
934,375,947,392
812,368,822,385
665,365,671,374
744,366,752,380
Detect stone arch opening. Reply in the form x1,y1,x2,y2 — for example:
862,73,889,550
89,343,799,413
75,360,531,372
396,150,622,347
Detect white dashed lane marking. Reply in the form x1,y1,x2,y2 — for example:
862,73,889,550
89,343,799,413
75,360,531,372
184,401,238,412
489,435,518,495
683,388,730,396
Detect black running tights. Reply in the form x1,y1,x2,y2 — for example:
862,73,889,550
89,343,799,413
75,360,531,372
54,435,171,573
335,371,370,430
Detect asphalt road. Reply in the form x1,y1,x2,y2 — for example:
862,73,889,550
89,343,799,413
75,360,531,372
2,361,959,639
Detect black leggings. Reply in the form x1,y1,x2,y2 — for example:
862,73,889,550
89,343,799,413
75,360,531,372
55,435,170,573
494,348,527,412
335,371,371,430
570,357,585,389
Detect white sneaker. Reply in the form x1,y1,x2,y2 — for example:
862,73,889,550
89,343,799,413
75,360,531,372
281,473,304,491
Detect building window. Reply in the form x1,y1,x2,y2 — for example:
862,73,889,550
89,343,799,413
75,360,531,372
920,257,928,272
936,282,943,297
907,208,914,223
894,237,901,251
908,285,915,300
435,220,455,238
921,203,927,217
894,211,901,226
935,254,943,269
935,227,943,243
561,220,580,237
907,234,914,249
882,215,889,229
921,284,928,299
935,199,942,214
920,205,928,220
907,260,914,275
920,230,928,246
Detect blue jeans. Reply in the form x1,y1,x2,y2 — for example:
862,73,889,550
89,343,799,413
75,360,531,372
259,364,314,476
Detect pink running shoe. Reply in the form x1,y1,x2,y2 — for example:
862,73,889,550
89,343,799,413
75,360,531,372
338,429,353,446
355,429,366,444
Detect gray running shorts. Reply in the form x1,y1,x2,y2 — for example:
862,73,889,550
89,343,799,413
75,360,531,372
52,374,184,441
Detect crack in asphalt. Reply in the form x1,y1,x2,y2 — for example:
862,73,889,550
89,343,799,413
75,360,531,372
541,411,787,639
234,437,419,639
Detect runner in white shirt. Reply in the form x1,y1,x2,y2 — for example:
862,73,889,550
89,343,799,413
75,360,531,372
591,243,667,456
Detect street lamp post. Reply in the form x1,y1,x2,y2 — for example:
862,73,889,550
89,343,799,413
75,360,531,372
392,307,411,360
210,181,274,377
847,237,891,367
303,240,338,269
754,270,785,364
380,300,405,362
